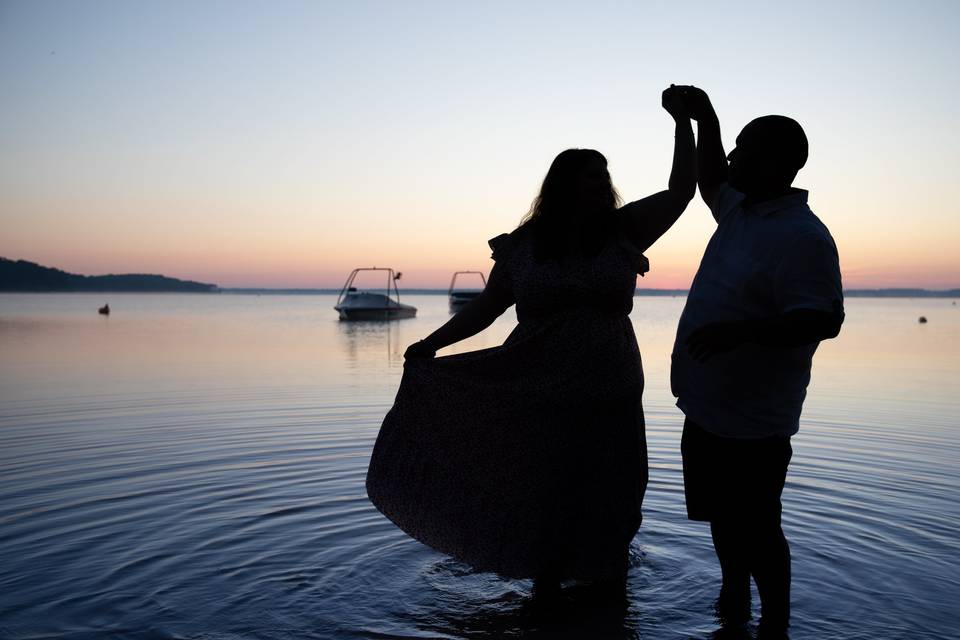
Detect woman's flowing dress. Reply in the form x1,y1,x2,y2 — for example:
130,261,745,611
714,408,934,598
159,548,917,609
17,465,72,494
366,226,649,580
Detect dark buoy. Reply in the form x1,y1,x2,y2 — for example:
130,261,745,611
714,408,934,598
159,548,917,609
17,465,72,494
98,304,110,315
918,316,927,324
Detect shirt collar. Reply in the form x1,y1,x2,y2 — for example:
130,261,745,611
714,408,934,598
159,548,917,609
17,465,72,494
748,188,809,216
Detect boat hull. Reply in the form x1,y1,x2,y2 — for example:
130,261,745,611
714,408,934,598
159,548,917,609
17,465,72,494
335,291,417,321
448,290,482,311
337,307,417,321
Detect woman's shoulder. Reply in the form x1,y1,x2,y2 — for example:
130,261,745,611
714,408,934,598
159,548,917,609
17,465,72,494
488,225,532,261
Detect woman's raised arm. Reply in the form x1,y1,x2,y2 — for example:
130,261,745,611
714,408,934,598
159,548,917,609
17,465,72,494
617,86,696,252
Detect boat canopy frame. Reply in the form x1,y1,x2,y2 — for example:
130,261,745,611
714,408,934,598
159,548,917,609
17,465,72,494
447,271,487,295
336,267,405,308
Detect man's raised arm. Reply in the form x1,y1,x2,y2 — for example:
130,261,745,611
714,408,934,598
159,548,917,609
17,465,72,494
677,86,728,212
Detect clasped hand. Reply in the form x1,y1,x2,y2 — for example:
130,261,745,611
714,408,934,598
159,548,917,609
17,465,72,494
666,85,712,122
661,85,688,121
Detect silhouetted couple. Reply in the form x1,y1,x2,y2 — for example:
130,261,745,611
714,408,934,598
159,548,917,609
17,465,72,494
367,85,844,638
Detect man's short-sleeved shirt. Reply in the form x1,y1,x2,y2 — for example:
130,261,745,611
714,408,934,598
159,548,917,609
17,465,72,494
671,184,843,439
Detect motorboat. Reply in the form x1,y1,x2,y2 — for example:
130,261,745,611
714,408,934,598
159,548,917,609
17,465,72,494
448,271,487,311
334,268,417,321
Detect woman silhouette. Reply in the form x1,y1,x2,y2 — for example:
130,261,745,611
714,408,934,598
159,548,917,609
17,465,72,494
367,87,695,595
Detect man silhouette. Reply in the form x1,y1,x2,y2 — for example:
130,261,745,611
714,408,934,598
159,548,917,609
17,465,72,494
670,86,844,637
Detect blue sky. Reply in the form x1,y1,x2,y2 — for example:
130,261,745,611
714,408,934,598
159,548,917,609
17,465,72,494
1,1,958,287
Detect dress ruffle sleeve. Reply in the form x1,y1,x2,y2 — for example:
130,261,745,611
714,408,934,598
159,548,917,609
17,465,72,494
485,232,516,302
617,235,650,277
488,233,512,262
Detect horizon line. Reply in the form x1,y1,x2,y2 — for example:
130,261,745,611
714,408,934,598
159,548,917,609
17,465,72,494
215,286,960,297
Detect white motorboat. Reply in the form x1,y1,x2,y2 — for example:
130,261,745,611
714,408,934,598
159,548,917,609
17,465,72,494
334,268,417,321
448,271,487,311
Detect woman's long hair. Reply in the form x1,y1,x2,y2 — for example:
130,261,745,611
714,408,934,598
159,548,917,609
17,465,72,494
519,149,622,261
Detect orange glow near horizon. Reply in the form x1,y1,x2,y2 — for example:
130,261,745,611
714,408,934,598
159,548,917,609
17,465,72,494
2,176,957,289
5,215,958,290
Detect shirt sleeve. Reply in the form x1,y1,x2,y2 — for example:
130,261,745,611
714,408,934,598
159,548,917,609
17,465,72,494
773,231,844,315
711,182,746,224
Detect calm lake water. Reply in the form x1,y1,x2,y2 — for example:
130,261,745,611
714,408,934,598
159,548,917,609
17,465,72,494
1,293,958,639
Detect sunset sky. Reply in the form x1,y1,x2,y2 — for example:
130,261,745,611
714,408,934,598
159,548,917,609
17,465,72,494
1,1,958,289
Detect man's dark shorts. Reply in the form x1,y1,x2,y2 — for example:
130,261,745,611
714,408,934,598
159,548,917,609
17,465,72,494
681,417,792,523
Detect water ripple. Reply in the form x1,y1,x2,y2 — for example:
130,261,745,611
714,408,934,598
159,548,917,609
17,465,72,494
2,296,959,638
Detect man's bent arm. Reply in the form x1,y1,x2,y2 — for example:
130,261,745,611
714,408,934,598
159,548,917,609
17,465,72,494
741,308,844,348
686,307,844,362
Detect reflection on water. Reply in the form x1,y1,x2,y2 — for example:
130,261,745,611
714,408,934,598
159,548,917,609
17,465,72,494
338,318,405,367
0,294,958,639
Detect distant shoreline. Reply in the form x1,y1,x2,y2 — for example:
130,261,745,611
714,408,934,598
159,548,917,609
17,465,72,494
0,258,217,293
2,259,956,298
219,287,959,298
2,288,957,298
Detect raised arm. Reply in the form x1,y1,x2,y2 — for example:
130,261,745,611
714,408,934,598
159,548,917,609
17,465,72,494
616,86,696,252
404,270,514,359
677,86,728,211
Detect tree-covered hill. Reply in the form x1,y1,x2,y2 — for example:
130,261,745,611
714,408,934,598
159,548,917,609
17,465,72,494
0,258,218,292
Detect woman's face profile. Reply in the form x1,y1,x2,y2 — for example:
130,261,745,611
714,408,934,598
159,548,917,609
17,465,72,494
574,158,613,214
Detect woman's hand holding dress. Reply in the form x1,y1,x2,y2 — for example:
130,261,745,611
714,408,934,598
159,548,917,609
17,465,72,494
404,340,437,360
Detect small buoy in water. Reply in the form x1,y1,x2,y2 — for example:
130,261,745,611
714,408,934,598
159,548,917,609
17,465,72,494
98,304,110,315
918,316,927,324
